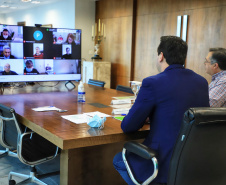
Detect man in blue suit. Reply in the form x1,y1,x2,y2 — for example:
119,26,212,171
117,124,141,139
113,36,210,185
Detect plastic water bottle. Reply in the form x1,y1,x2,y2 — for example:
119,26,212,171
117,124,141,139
78,81,85,103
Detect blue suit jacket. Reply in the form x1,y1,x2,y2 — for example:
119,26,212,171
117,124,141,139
121,64,210,183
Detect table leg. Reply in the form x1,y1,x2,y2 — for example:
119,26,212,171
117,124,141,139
60,142,127,185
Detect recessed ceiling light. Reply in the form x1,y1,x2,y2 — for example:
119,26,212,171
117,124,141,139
21,0,32,2
31,1,40,4
0,5,9,8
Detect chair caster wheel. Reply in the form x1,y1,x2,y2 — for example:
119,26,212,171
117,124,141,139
9,180,16,185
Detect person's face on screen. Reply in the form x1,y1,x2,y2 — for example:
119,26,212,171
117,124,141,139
3,49,11,58
66,48,70,54
36,47,40,55
68,36,73,44
4,63,10,73
3,31,9,39
26,63,33,69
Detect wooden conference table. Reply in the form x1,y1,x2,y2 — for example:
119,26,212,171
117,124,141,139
0,82,149,185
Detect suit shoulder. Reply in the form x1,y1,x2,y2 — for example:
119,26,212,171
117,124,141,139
143,72,166,84
184,69,209,86
142,74,160,86
186,68,207,80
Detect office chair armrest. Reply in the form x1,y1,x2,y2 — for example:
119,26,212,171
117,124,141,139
123,141,157,160
21,131,34,137
122,141,158,185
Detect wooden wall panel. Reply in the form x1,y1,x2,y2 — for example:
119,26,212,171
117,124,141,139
134,0,226,83
185,6,226,83
183,0,226,10
96,0,133,19
134,12,178,81
137,0,184,15
97,0,226,87
100,17,133,88
96,0,133,88
137,0,226,16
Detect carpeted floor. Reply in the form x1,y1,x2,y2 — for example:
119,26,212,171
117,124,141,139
0,145,60,185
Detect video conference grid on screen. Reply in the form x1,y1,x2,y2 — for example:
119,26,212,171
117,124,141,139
0,24,81,82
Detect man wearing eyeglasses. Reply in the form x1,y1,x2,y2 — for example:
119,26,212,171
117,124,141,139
0,45,15,59
204,48,226,107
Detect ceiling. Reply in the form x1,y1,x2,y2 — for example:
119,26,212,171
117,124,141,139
0,0,62,14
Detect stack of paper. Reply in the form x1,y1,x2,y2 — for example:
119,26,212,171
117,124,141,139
110,97,133,115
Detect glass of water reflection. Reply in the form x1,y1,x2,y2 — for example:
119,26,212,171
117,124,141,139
131,82,141,99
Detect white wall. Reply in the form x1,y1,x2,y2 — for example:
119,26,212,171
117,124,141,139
2,0,75,28
0,15,5,24
75,0,95,61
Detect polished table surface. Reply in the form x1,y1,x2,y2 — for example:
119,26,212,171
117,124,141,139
0,82,149,149
0,82,149,185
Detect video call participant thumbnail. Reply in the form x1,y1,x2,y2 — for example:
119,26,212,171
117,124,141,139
65,33,76,45
0,63,18,75
62,47,72,59
33,47,44,59
24,60,39,74
0,29,12,41
0,45,15,59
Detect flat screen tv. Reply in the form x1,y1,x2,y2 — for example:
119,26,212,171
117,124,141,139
0,24,81,83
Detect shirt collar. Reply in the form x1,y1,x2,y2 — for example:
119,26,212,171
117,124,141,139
164,64,184,72
4,55,10,59
212,71,226,81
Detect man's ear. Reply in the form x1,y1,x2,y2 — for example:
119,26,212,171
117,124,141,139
213,62,219,69
159,52,164,62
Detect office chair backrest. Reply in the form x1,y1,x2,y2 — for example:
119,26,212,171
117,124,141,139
88,79,106,87
116,85,134,94
0,104,25,149
168,107,226,185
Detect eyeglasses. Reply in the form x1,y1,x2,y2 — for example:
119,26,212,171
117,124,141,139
204,59,211,64
4,66,10,68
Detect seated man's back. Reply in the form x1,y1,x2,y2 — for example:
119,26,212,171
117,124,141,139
113,36,209,185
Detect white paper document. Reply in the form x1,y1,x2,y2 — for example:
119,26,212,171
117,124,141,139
61,114,89,124
111,99,132,105
110,104,132,109
32,106,61,112
112,108,130,115
83,111,111,118
113,96,135,100
62,111,111,124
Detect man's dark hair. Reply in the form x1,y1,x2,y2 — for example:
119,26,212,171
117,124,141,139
157,36,188,65
209,48,226,70
209,47,226,52
3,29,8,32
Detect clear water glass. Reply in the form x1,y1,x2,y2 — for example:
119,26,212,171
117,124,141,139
131,84,140,99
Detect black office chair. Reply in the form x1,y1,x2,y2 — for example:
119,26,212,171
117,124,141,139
116,85,134,94
0,103,59,185
88,79,106,87
0,106,18,159
122,107,226,185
